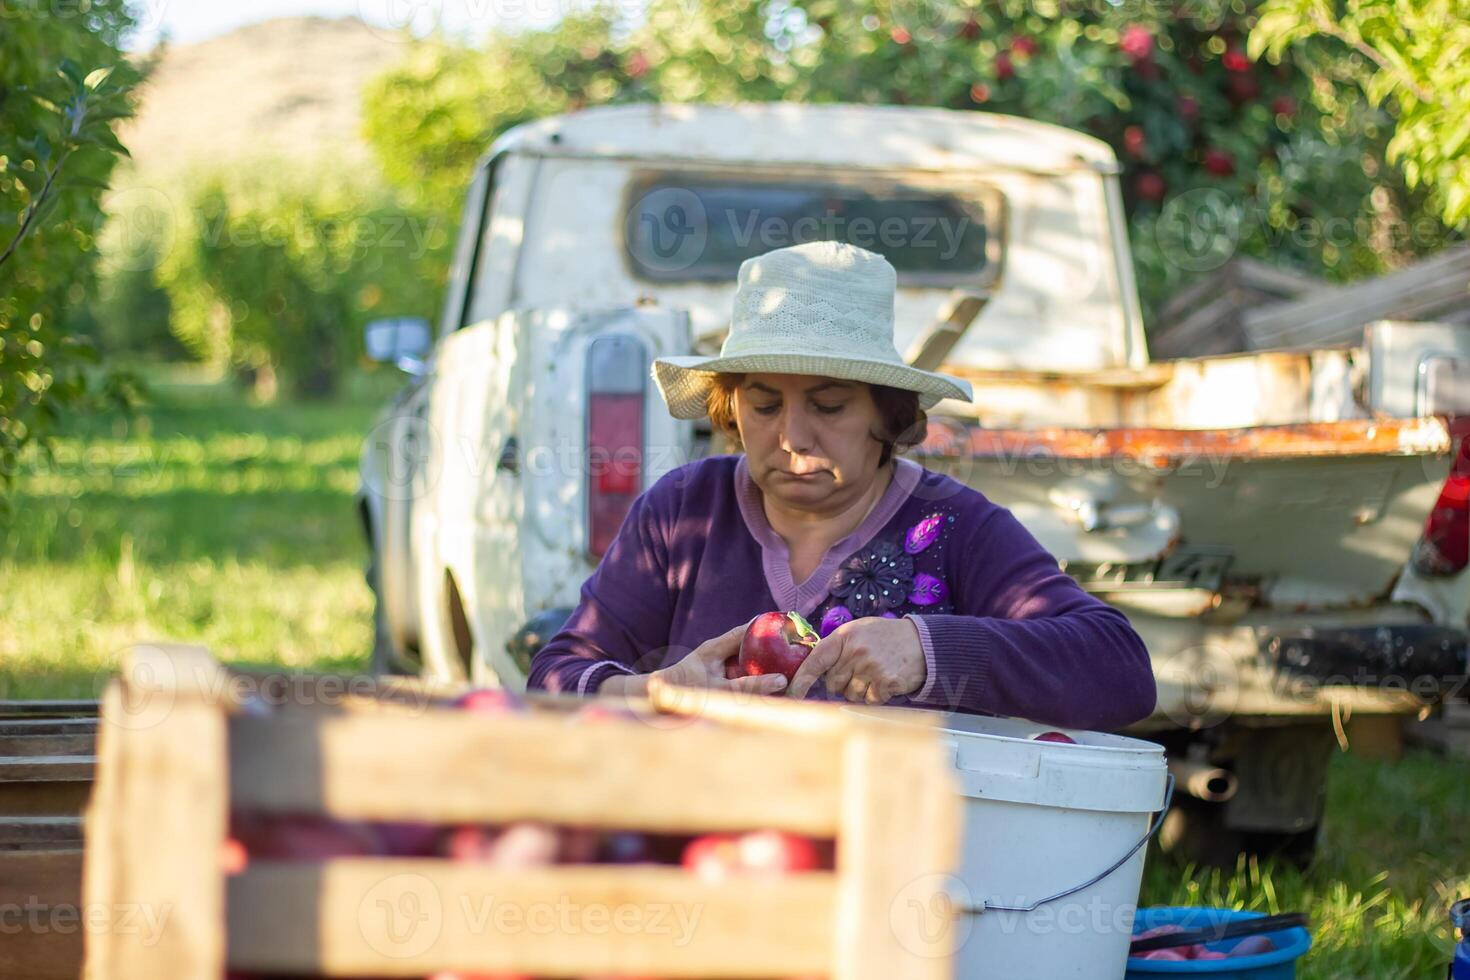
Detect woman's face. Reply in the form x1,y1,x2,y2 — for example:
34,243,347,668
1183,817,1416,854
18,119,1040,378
734,373,888,513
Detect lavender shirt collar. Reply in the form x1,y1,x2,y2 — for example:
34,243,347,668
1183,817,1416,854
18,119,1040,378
733,455,923,619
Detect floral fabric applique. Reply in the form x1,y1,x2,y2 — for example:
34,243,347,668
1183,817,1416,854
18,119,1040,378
820,510,959,621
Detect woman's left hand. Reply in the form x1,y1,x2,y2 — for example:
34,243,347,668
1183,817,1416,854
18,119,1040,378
787,616,927,704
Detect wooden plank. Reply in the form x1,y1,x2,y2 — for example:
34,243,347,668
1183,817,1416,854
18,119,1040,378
1244,244,1470,350
0,719,99,737
0,755,95,782
0,849,84,980
83,677,228,980
0,734,96,757
0,781,92,816
0,817,83,847
833,727,961,980
230,709,845,836
227,861,835,978
0,701,99,718
0,847,84,902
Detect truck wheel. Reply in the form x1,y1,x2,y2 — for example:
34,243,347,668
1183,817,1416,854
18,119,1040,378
367,548,416,676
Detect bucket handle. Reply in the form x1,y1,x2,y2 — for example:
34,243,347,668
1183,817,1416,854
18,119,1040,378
961,772,1175,916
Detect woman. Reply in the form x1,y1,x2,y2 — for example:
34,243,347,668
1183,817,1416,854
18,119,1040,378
529,241,1156,730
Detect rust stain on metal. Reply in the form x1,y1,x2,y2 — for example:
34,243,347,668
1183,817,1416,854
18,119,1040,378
918,417,1451,464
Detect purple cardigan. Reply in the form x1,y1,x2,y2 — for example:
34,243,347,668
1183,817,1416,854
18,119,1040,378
529,454,1156,730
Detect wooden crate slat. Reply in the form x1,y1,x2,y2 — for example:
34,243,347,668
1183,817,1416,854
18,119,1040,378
227,861,835,978
0,846,83,904
833,728,963,980
0,849,84,980
0,755,95,782
83,681,229,980
0,733,97,757
0,700,99,718
230,711,845,836
0,718,99,736
0,816,83,847
0,781,93,817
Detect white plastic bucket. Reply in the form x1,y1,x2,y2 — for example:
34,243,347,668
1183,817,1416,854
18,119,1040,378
938,713,1171,979
850,707,1171,980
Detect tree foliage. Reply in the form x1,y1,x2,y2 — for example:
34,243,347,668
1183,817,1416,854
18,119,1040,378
361,0,1458,322
157,171,450,398
0,0,143,490
1251,0,1470,226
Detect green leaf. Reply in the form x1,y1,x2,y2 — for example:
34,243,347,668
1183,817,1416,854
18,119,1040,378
83,66,115,91
83,127,132,159
56,58,85,86
62,175,111,192
13,166,46,196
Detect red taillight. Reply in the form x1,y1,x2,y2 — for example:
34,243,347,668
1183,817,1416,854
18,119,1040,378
1414,428,1470,575
586,334,647,560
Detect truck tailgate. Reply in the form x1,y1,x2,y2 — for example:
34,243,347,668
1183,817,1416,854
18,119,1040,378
915,417,1454,611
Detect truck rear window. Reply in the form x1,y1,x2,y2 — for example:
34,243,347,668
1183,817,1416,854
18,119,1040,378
623,173,1001,285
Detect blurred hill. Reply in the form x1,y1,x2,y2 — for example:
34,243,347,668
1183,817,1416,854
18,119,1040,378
115,16,405,186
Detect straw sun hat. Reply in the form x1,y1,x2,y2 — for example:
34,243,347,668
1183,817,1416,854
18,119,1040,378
652,241,974,419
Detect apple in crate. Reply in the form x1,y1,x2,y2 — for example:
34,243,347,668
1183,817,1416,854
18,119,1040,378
1032,731,1077,744
454,688,526,713
683,830,822,881
738,611,819,681
446,821,560,867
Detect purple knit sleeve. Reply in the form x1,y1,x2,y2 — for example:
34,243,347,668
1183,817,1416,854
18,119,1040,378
903,506,1156,730
527,480,674,695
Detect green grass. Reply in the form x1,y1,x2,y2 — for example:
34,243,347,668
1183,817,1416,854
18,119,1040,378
1141,748,1470,978
2,368,1467,977
0,365,398,699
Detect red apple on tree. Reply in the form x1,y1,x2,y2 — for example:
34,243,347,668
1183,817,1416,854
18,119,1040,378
1134,171,1166,203
1119,24,1153,62
739,611,819,681
1227,73,1260,105
1203,148,1235,177
1123,125,1147,160
994,52,1015,81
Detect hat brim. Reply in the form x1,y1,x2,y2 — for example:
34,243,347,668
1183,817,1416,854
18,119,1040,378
652,352,974,420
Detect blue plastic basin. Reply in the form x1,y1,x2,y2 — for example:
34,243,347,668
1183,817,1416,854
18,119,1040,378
1124,907,1312,979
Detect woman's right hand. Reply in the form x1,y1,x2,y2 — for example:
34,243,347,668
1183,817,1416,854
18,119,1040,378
655,619,789,694
599,619,787,697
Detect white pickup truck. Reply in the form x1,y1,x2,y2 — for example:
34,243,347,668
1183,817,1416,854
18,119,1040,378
357,103,1470,862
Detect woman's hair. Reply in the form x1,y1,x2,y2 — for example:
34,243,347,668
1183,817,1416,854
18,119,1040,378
705,373,927,467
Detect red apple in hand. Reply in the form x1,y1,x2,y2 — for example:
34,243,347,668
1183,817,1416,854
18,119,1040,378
738,611,819,681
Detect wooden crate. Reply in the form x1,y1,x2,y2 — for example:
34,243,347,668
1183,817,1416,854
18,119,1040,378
84,645,963,979
0,708,97,980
